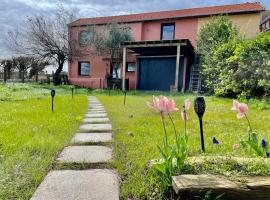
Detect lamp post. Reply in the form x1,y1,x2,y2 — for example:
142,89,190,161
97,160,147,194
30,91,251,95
51,89,55,111
194,97,206,152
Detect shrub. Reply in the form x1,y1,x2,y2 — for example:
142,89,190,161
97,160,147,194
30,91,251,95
197,16,239,93
214,32,270,98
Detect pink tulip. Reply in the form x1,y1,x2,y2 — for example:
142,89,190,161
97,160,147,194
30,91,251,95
181,111,188,121
184,99,191,110
181,99,191,122
231,100,248,119
148,96,178,116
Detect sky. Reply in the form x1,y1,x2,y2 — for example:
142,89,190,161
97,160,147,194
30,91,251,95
0,0,269,65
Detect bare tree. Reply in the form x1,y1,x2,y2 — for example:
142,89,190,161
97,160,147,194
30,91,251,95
0,59,13,82
7,5,76,85
88,22,133,78
29,61,49,82
12,56,35,83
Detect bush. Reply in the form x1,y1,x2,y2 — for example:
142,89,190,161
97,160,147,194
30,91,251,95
198,16,270,99
213,32,270,98
197,16,239,93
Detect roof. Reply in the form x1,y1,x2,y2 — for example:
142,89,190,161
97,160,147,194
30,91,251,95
69,2,265,26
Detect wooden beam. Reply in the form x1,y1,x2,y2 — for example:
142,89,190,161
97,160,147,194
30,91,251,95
182,56,188,93
122,47,127,91
174,43,181,92
123,42,186,48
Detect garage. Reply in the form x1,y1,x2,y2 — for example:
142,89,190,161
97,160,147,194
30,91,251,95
121,39,194,92
138,56,185,91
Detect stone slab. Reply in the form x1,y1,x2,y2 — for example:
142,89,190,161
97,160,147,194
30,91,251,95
31,169,119,200
88,108,106,112
86,111,106,114
57,146,113,163
89,106,105,109
85,113,107,118
89,104,102,106
172,174,270,200
72,133,113,143
79,124,112,132
83,118,110,123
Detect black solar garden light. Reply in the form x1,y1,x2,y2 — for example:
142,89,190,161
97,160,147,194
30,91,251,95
194,97,206,152
51,89,56,111
71,87,74,99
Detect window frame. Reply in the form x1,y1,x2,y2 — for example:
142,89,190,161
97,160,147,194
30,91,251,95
160,23,175,40
78,61,90,77
79,30,91,47
126,62,136,72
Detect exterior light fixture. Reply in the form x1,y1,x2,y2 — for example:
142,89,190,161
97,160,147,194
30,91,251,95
51,89,56,111
71,87,74,99
194,97,206,152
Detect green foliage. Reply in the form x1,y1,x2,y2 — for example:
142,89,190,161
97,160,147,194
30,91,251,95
88,22,133,57
197,16,239,92
241,132,269,158
198,15,270,99
153,134,188,187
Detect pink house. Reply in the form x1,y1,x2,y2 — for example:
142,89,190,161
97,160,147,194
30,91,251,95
68,2,265,92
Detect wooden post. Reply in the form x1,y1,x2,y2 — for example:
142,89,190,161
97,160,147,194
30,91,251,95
182,56,188,93
174,43,181,92
122,47,127,91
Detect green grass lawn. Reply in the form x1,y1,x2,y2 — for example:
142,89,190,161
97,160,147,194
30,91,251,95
0,84,88,199
94,91,270,199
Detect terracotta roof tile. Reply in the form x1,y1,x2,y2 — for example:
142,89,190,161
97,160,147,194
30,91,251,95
70,2,265,26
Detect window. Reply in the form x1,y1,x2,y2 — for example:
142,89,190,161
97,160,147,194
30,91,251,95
78,62,90,76
161,23,175,40
127,62,136,72
112,63,121,78
79,30,91,46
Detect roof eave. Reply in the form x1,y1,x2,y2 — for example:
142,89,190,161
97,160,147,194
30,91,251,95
68,9,265,27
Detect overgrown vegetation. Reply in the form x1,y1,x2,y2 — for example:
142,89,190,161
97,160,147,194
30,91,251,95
198,16,270,99
0,83,88,199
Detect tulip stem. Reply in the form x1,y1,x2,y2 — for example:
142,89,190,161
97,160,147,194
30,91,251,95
244,114,252,140
160,112,168,146
168,113,178,150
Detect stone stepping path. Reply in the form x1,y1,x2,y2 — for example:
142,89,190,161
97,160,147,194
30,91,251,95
31,169,119,200
57,146,113,163
83,117,110,123
85,113,107,118
72,133,113,143
79,124,112,132
31,96,119,199
86,110,106,114
88,108,106,111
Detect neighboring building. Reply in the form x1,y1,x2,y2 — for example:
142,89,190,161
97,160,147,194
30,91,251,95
260,11,270,31
68,2,265,92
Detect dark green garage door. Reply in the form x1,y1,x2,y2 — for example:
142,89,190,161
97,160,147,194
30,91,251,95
138,57,184,91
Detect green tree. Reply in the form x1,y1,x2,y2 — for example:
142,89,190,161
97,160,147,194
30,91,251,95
197,16,239,92
88,22,133,78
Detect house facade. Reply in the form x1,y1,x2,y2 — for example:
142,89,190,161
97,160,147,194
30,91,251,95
68,2,265,92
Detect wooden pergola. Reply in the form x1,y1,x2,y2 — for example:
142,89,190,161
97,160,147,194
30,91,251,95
121,39,194,92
